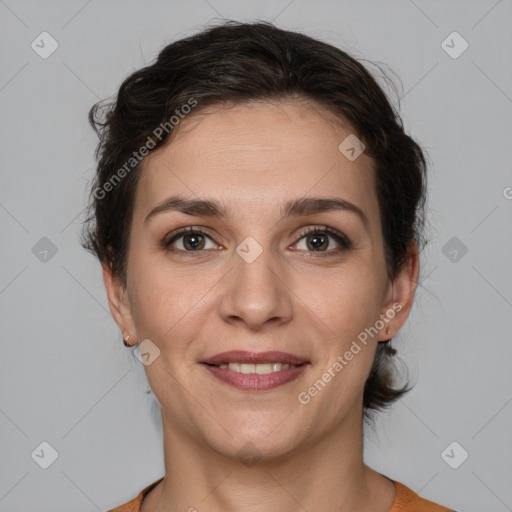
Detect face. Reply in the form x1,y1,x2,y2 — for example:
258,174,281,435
104,98,418,460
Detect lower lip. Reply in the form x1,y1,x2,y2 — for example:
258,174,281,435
201,363,309,391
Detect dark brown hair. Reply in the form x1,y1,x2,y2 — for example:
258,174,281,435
82,20,428,420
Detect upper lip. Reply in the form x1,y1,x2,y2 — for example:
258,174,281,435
201,351,309,365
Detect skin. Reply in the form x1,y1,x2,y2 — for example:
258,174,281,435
103,98,420,512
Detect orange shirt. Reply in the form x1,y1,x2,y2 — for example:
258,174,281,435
107,477,455,511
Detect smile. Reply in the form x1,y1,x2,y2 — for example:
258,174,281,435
200,351,310,391
215,362,297,374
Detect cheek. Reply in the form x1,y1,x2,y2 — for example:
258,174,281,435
294,266,382,400
294,264,382,336
129,259,213,344
306,274,381,402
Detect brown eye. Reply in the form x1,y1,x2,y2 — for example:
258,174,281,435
305,232,329,251
165,228,218,252
181,233,206,250
294,226,352,254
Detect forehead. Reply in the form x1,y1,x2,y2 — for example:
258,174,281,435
136,99,379,228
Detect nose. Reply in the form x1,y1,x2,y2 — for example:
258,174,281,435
218,245,294,331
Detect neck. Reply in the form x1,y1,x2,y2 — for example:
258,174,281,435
143,406,394,512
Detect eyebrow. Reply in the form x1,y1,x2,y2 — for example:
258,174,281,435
144,195,370,233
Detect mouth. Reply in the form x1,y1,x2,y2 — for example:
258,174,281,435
200,351,310,391
211,361,299,374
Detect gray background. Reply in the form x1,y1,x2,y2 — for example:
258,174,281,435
1,0,511,511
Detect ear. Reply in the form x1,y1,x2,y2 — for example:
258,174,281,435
102,262,137,345
377,240,420,341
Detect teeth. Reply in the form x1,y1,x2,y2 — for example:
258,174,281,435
223,362,297,374
240,363,255,374
255,363,272,375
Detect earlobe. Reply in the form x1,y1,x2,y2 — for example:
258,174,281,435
102,263,137,344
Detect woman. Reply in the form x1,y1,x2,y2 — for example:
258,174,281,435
82,21,455,512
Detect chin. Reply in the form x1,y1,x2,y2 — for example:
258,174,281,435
211,433,301,465
201,411,306,463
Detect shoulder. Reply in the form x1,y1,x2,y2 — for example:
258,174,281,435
106,478,164,512
391,480,457,511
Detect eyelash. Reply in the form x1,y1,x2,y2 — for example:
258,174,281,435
163,225,352,257
295,226,353,255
